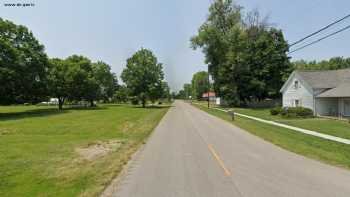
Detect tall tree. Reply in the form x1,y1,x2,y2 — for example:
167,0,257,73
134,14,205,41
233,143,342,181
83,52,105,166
191,0,290,106
48,58,83,110
183,83,192,99
65,55,94,104
161,82,171,101
0,18,49,104
92,61,117,102
235,27,290,101
121,48,165,107
191,71,209,100
191,0,242,101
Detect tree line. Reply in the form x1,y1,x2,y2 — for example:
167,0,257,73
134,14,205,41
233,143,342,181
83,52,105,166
0,18,169,109
176,71,210,100
292,57,350,71
177,58,350,102
181,0,349,106
48,56,117,110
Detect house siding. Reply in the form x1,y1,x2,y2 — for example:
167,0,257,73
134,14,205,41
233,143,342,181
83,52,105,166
282,76,314,111
281,69,350,118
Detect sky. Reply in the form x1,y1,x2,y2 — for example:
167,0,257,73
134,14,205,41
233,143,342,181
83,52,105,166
1,0,350,91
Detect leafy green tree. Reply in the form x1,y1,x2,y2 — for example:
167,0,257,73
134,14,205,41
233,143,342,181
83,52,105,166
48,58,83,110
49,56,117,108
65,56,117,106
121,48,165,107
148,81,168,104
191,71,209,100
0,18,49,104
236,27,290,101
92,61,117,102
191,0,241,102
161,82,171,101
65,55,95,105
183,83,192,99
191,0,290,106
176,90,186,99
113,85,129,103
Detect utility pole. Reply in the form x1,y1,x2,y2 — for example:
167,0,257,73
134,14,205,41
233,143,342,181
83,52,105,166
207,65,210,108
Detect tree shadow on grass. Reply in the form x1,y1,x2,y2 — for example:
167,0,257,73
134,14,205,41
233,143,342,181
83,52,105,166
132,105,173,109
0,108,69,121
0,106,108,121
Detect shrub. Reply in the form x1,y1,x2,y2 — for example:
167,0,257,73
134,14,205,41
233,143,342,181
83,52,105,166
281,107,313,118
270,106,282,115
281,108,288,116
295,107,314,117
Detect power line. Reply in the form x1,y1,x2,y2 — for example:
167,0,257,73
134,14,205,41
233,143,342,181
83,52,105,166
288,24,350,54
289,14,350,47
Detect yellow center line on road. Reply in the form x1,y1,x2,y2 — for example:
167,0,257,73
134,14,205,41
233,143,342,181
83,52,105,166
207,144,231,177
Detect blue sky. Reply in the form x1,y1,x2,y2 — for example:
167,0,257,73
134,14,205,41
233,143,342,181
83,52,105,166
1,0,350,91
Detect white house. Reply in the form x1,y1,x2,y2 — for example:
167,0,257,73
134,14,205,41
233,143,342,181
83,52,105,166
280,68,350,118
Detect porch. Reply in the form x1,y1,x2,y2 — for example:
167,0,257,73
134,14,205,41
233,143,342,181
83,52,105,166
315,97,350,118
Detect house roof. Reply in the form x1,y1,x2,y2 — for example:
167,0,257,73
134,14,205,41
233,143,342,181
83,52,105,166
202,92,216,98
317,83,350,98
296,68,350,89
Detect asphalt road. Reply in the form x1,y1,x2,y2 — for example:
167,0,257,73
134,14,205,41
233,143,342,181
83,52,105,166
113,100,350,197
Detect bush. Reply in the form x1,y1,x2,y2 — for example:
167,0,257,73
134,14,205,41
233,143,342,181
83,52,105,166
270,106,282,115
281,107,313,118
281,108,288,116
296,107,314,117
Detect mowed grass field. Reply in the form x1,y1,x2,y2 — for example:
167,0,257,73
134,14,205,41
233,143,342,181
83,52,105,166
196,101,350,140
231,107,350,140
194,104,350,170
0,104,170,196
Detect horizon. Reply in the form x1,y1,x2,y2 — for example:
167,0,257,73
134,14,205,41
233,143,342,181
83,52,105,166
1,0,349,91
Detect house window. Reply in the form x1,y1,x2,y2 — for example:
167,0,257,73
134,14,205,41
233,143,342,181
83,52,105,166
294,80,299,89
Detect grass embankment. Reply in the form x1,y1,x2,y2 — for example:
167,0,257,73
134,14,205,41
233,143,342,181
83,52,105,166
194,104,350,170
0,104,170,196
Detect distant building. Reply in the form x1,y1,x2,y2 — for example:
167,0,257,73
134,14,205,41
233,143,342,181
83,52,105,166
280,68,350,118
49,98,59,105
202,91,216,102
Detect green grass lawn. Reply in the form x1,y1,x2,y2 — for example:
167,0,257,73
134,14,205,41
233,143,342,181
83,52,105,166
0,104,170,197
194,104,350,170
230,108,350,140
